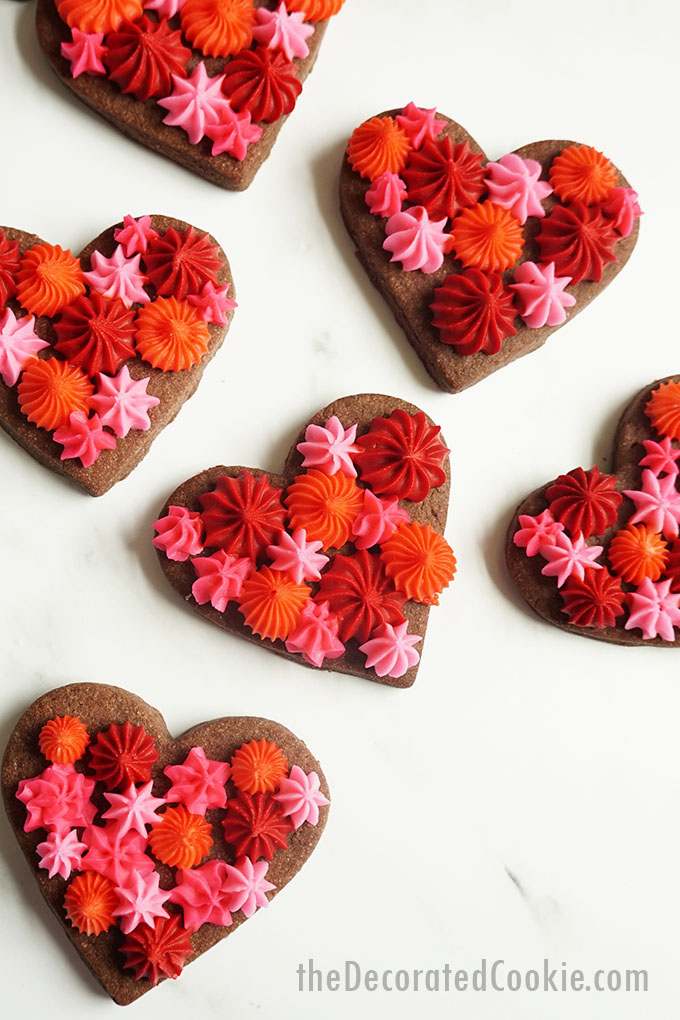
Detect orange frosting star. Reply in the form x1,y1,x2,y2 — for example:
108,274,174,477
608,525,668,585
645,380,680,441
380,521,456,605
181,0,257,58
38,715,90,765
17,358,94,431
286,0,345,21
238,565,310,642
549,144,618,206
135,296,210,372
231,738,288,795
15,243,85,317
285,469,364,549
449,202,524,273
56,0,144,33
64,872,118,936
347,116,412,182
148,805,213,869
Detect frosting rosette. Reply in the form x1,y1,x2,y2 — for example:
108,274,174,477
120,915,193,985
199,471,286,559
315,550,406,643
221,47,301,124
383,206,452,274
430,268,517,355
358,621,421,679
180,0,257,58
354,408,448,502
222,792,292,861
105,16,191,101
53,293,136,376
402,137,485,220
546,466,622,538
0,230,20,305
347,116,412,182
484,153,552,224
536,202,618,284
56,0,144,34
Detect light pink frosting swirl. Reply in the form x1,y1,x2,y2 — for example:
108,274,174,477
223,857,275,918
383,206,451,274
84,246,149,307
167,860,232,930
164,746,230,815
359,621,421,678
275,765,329,828
191,550,252,611
253,2,315,61
485,153,552,224
625,578,680,641
37,829,88,880
153,505,204,561
0,308,49,387
351,489,410,550
365,171,407,218
90,366,159,438
285,600,344,666
61,29,106,78
511,260,576,328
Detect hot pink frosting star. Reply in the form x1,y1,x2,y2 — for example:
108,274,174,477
166,860,232,930
383,206,452,274
153,505,204,562
83,246,149,307
0,308,49,386
625,578,680,641
351,489,410,550
53,410,117,468
395,102,446,149
113,215,159,257
365,171,407,218
285,600,345,666
37,829,88,880
513,509,564,557
61,29,106,78
82,825,155,884
485,153,553,224
359,621,421,678
624,469,680,539
90,366,160,438
274,765,329,828
158,64,233,146
639,438,680,478
223,857,275,918
539,531,603,587
164,746,230,815
253,2,315,61
102,781,166,838
16,764,96,835
144,0,186,17
297,415,360,476
206,106,263,160
191,551,253,611
187,281,237,325
267,528,328,583
601,187,642,238
113,870,169,934
511,261,576,328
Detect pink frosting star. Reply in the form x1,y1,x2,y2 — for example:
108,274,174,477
359,621,421,679
16,764,96,835
84,246,149,307
159,64,233,146
164,746,230,815
351,490,410,550
0,307,49,387
113,215,159,257
113,870,169,934
297,415,360,476
485,153,553,224
513,509,564,557
37,829,88,880
395,102,446,149
253,2,315,61
187,281,237,326
285,600,345,667
365,171,407,218
102,781,166,838
90,366,160,438
143,0,186,17
274,765,329,828
625,578,680,641
539,532,603,587
639,438,680,478
601,187,642,238
153,505,205,562
624,469,680,539
383,206,452,274
207,105,263,160
81,825,155,884
511,261,576,328
223,857,275,918
267,528,328,583
61,29,106,78
191,551,253,611
166,860,233,930
53,410,117,468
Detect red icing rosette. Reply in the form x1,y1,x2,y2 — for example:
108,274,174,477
220,47,302,124
546,466,622,538
54,293,136,376
315,549,406,643
143,226,223,300
354,409,448,502
0,230,20,305
221,791,292,861
402,137,486,221
560,567,625,628
430,268,517,355
88,720,159,790
120,915,194,985
104,16,191,101
535,201,618,284
199,471,286,559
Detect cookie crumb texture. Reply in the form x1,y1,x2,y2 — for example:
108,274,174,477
340,103,640,392
2,683,330,1004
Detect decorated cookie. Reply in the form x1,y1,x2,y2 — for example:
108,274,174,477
37,0,346,189
154,394,456,686
2,683,329,1004
506,377,680,645
0,215,234,494
340,104,640,392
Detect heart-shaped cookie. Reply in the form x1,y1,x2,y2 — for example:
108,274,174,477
36,0,345,190
0,215,233,495
2,683,329,1004
154,394,456,687
339,104,640,393
506,377,680,645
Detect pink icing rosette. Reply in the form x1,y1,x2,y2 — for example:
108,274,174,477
513,509,564,557
101,780,165,838
159,64,232,145
37,829,88,880
625,578,680,641
274,765,329,828
114,215,159,257
167,860,233,930
223,857,275,918
253,2,315,61
365,172,407,219
601,187,642,238
297,415,359,476
61,29,107,78
191,550,252,611
84,247,149,308
53,410,117,468
187,281,237,326
639,438,680,477
510,261,576,329
164,746,230,815
144,0,186,17
153,505,204,562
17,763,96,835
395,102,446,150
624,470,680,539
82,825,155,884
207,106,263,160
539,532,603,587
485,153,553,224
351,490,410,550
285,600,344,667
0,308,49,387
267,528,328,584
90,366,160,438
358,621,421,678
113,870,169,933
383,207,452,274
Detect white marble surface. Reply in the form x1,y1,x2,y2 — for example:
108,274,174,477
0,0,678,1016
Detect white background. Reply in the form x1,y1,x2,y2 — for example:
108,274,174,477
0,0,678,1016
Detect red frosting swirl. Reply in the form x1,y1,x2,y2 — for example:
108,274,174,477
560,567,625,629
221,791,292,861
120,915,194,985
402,138,485,220
0,231,20,305
535,201,618,284
88,720,159,790
220,47,302,124
546,465,622,538
430,268,517,355
143,226,223,300
54,294,136,376
315,549,406,643
104,16,191,101
199,471,286,559
354,409,448,502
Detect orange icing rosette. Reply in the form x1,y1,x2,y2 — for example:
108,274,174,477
285,469,363,549
608,525,668,585
38,715,90,764
64,872,118,936
380,521,456,604
135,296,210,372
17,358,94,431
238,565,310,641
286,0,345,21
181,0,257,58
56,0,143,33
231,738,288,795
549,145,618,206
149,805,213,869
15,243,85,317
347,116,412,181
645,380,680,441
449,202,524,273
